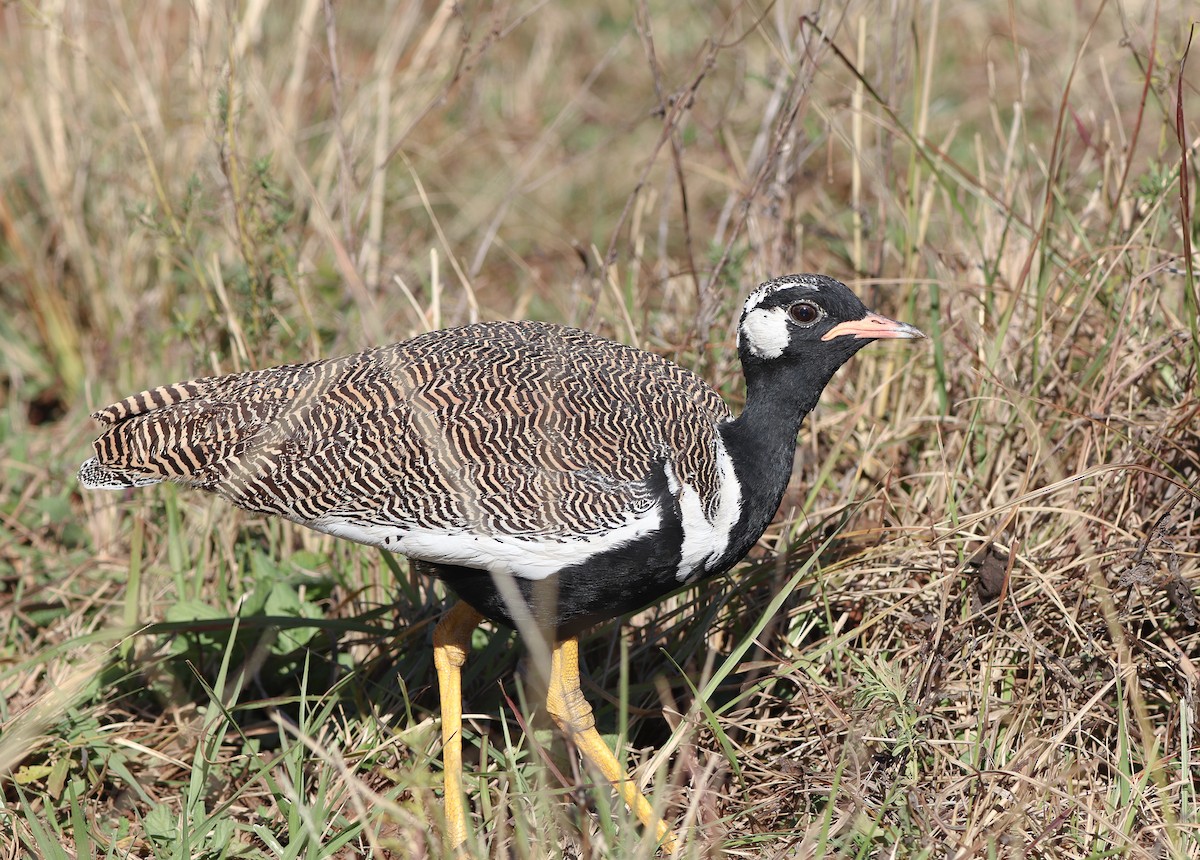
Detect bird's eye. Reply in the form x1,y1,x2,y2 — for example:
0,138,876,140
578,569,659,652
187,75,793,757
788,301,821,326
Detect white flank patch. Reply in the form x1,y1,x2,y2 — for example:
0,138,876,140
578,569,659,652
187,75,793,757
308,505,663,581
738,307,791,360
666,436,743,582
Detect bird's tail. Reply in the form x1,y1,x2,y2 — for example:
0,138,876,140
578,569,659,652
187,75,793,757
78,456,164,489
79,379,211,490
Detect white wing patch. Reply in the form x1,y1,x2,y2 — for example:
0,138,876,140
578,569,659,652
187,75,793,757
664,435,743,581
738,306,791,360
308,505,663,581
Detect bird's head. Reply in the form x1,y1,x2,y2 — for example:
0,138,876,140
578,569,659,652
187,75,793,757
736,274,924,374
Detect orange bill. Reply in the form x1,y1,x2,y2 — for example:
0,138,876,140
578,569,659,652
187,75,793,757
822,312,925,341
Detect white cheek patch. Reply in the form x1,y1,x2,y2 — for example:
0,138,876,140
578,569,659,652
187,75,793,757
739,307,791,360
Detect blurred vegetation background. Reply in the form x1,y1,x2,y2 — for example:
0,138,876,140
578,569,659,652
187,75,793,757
1,1,1197,857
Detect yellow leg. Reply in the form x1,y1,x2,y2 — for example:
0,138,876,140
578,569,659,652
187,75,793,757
432,601,483,848
545,637,678,853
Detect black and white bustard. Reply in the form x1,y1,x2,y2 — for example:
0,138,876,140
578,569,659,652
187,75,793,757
79,274,923,851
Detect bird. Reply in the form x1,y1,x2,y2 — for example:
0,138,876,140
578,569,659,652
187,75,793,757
79,273,923,852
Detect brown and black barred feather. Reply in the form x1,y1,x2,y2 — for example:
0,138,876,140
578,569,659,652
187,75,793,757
81,321,732,541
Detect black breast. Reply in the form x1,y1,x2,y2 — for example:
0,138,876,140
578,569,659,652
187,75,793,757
433,463,687,638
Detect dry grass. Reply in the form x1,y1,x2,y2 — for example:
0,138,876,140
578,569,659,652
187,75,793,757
1,0,1198,857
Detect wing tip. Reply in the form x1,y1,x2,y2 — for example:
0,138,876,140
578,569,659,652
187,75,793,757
90,381,206,426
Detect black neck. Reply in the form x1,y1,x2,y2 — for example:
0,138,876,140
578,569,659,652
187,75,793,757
713,357,827,572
